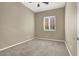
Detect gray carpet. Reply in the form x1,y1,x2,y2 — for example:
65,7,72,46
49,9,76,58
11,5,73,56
0,39,69,56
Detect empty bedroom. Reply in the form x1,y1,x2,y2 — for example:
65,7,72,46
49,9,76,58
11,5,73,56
0,2,77,56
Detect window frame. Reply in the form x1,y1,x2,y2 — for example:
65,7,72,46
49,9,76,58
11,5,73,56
43,16,56,31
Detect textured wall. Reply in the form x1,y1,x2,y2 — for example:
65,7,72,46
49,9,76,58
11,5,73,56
0,3,34,49
35,7,65,40
65,2,77,56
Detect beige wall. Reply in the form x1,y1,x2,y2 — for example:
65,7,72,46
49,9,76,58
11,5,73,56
0,3,34,49
65,2,77,56
35,7,65,40
77,3,79,39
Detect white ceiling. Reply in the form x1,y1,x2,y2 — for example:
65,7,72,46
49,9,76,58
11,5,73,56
22,2,65,13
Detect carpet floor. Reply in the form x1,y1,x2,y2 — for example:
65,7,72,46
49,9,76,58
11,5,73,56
0,39,69,56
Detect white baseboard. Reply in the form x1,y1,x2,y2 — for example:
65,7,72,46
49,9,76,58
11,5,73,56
0,37,72,56
35,37,72,56
35,37,65,42
0,38,34,52
65,41,72,56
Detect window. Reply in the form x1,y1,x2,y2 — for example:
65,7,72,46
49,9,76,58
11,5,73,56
43,16,56,31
